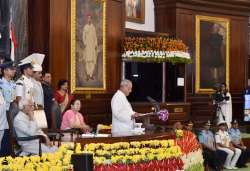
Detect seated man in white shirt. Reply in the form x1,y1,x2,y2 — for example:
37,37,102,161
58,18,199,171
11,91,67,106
14,99,57,155
215,121,241,170
111,79,140,135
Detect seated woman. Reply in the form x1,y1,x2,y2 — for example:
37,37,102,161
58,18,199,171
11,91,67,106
61,99,91,133
54,79,73,113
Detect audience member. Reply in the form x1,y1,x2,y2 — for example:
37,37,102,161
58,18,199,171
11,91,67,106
0,59,16,156
183,120,194,132
14,99,57,155
198,120,227,171
31,54,45,107
173,121,183,131
54,79,73,113
16,55,34,104
215,121,241,169
229,120,250,168
42,72,54,129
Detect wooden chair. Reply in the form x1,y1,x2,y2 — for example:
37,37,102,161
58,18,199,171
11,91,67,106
49,102,81,143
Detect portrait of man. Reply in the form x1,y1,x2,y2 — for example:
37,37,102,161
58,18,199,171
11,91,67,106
71,0,106,92
195,15,230,93
81,14,98,81
126,0,145,23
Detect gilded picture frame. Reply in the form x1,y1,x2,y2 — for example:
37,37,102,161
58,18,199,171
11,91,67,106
126,0,145,24
195,15,230,94
70,0,106,94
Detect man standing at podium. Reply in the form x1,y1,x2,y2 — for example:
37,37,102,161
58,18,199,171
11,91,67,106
111,79,139,134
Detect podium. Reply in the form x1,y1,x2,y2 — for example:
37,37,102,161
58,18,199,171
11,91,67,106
136,111,157,130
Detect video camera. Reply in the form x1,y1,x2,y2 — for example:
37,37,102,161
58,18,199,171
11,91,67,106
212,92,229,103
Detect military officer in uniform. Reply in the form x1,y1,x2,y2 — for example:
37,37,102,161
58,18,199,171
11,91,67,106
198,120,227,171
16,55,34,105
215,121,241,169
0,59,16,110
29,53,45,107
229,120,250,168
0,60,16,156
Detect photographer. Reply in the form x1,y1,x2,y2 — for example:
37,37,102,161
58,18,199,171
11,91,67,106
213,83,232,128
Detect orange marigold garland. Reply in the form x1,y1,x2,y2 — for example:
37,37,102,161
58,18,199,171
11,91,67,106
122,37,192,64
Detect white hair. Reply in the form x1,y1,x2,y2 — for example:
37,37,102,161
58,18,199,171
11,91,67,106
120,79,132,88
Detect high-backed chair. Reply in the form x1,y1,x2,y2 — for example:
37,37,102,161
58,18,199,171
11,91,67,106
49,102,81,143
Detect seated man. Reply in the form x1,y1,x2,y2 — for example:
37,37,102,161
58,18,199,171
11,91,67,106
183,120,194,131
229,120,250,168
198,120,227,171
215,121,241,169
14,99,57,155
173,121,183,131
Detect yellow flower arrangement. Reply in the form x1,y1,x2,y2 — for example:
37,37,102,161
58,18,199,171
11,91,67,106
84,139,183,165
0,143,83,171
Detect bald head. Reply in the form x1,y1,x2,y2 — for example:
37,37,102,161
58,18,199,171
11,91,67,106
120,79,132,96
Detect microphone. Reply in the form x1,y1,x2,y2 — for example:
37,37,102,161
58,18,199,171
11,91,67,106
146,96,160,112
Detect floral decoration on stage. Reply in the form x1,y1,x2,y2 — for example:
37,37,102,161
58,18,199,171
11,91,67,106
0,143,83,171
84,131,204,171
175,131,204,171
0,131,204,171
84,140,183,170
122,37,192,64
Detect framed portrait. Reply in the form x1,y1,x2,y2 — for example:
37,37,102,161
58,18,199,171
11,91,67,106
126,0,145,24
71,0,106,94
195,15,230,93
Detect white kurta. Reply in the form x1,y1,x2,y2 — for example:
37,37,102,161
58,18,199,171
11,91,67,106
14,111,57,155
31,79,44,107
217,92,232,128
111,90,135,134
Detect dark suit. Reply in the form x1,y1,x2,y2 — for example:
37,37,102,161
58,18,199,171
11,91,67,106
42,82,53,129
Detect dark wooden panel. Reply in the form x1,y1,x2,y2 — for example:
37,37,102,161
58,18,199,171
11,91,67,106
230,18,249,91
28,0,50,71
49,0,69,89
105,0,123,92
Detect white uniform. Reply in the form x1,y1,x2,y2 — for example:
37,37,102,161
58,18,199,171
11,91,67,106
31,78,44,107
16,75,34,102
215,129,241,168
14,111,57,155
111,90,135,135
